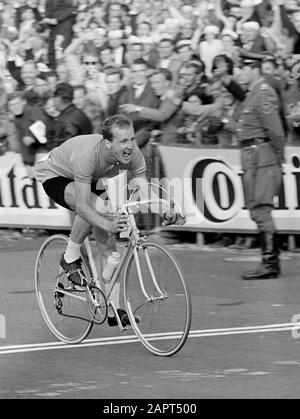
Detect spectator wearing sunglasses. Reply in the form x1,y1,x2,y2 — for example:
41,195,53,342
82,49,108,112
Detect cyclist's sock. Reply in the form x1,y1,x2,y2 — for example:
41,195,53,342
106,283,120,318
64,240,82,263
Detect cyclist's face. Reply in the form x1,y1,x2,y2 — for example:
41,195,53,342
110,126,136,165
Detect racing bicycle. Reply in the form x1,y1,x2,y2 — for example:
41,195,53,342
35,187,192,357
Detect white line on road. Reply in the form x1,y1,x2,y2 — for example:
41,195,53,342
0,322,299,356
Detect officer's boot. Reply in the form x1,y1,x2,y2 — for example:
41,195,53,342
264,233,281,276
242,232,280,280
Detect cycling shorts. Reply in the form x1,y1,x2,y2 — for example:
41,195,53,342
42,177,106,211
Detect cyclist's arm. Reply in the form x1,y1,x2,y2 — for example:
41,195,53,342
74,180,127,233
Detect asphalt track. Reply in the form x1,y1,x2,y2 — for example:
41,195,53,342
1,231,300,399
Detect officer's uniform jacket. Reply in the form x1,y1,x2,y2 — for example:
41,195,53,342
236,78,285,209
237,78,285,168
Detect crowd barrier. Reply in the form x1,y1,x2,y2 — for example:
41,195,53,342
157,144,300,234
0,145,300,234
0,152,72,230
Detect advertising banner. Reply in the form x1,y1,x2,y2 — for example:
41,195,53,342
1,147,300,233
0,152,71,229
157,145,300,233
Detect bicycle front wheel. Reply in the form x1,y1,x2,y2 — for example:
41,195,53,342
124,242,192,356
35,234,94,344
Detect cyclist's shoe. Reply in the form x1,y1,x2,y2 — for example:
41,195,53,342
107,309,140,328
60,254,87,288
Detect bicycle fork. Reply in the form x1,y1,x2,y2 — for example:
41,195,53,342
133,246,167,303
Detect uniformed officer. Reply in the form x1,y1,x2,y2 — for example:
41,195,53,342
224,52,285,280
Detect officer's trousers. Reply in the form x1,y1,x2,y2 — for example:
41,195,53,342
241,143,282,233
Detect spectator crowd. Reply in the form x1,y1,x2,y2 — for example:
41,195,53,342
2,0,300,246
2,0,300,163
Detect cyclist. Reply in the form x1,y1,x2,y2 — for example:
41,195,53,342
34,114,184,327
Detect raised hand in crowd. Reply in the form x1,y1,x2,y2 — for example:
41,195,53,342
22,135,35,146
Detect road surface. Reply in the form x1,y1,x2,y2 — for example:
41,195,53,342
1,231,300,399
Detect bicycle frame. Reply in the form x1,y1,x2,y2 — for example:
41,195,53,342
82,198,171,329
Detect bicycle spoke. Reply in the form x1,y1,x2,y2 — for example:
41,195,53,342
124,242,192,356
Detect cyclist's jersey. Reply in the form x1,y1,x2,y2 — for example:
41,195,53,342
35,134,147,184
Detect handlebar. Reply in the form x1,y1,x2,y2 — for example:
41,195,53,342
121,198,169,214
121,198,186,229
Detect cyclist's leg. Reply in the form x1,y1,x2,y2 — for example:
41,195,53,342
92,226,139,327
41,177,90,286
64,182,121,294
92,226,120,317
64,182,115,262
91,192,126,321
64,181,129,323
62,182,93,267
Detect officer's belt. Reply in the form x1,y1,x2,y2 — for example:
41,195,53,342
241,138,269,148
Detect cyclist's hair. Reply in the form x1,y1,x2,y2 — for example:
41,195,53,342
102,115,133,142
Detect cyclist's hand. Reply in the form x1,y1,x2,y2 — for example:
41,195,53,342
107,213,129,233
162,212,186,227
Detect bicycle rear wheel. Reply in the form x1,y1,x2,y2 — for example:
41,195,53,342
35,234,93,344
124,242,192,356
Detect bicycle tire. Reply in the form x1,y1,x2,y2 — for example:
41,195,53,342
35,234,94,344
123,242,192,356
